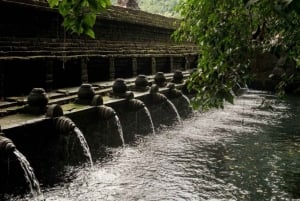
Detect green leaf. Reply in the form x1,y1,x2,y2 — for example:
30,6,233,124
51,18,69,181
47,0,110,38
85,28,96,39
47,0,59,8
100,0,108,8
83,13,97,27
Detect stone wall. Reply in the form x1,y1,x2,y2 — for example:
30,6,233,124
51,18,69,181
0,0,198,98
0,0,179,40
249,52,300,93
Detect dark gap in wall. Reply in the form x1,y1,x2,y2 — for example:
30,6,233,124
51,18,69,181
156,57,170,73
87,57,110,82
52,59,81,89
114,58,133,79
137,57,152,75
1,60,46,97
173,57,185,71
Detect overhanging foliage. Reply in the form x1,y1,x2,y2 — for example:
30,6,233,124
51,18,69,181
48,0,111,38
173,0,300,110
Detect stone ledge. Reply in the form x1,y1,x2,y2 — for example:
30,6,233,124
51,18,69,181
0,38,198,60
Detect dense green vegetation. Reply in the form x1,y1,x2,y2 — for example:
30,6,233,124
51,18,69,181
173,0,300,110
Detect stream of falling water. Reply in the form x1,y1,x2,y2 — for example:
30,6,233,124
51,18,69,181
182,94,191,105
73,127,93,168
13,149,44,201
113,114,125,146
142,106,156,135
165,99,182,124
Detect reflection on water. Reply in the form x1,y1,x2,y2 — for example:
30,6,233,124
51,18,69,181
6,90,300,200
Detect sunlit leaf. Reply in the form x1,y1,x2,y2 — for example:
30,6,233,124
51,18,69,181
85,28,96,39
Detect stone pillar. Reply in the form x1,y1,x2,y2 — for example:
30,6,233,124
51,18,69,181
184,56,190,70
132,57,138,77
109,57,115,80
0,71,4,99
81,58,88,83
170,56,174,72
45,61,54,92
151,57,156,75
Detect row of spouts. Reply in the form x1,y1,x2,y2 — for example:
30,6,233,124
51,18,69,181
0,70,188,154
0,70,190,200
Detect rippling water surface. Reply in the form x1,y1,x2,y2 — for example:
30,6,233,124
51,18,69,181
9,90,300,200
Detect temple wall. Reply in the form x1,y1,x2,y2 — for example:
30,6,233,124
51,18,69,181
0,0,198,98
0,2,173,42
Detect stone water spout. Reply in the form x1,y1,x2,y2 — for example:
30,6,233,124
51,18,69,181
166,83,192,118
150,84,167,104
166,83,183,99
126,98,146,112
46,102,95,166
149,84,182,124
97,105,125,146
54,116,77,135
46,104,64,118
0,135,16,154
45,104,76,134
53,116,93,167
117,98,155,140
126,99,156,135
0,134,44,200
97,105,117,120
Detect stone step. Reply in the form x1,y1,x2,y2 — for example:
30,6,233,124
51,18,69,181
0,36,198,59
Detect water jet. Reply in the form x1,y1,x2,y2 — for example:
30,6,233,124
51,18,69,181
166,83,193,118
0,135,43,200
54,116,93,167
